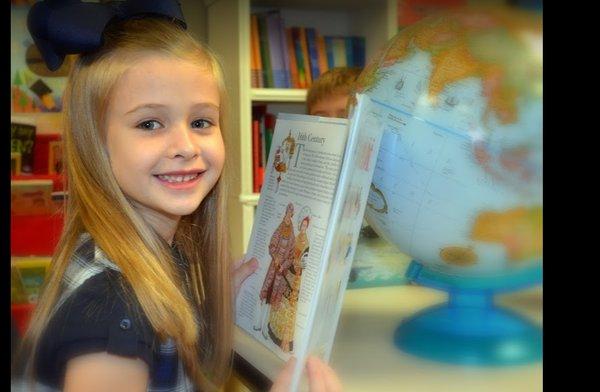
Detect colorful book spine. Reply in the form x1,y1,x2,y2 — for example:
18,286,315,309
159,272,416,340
345,37,354,67
257,116,265,191
305,28,321,81
250,14,263,88
252,118,260,193
332,37,347,67
266,11,288,88
316,34,329,76
351,36,366,68
278,15,292,89
292,28,308,88
256,14,273,88
285,28,300,88
325,36,335,69
298,27,312,86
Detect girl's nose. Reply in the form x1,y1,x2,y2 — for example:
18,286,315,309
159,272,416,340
169,123,199,159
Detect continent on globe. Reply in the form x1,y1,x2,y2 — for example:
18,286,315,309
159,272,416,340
471,206,542,262
356,7,542,126
439,246,478,267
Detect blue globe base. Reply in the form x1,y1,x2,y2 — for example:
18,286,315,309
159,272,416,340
394,261,542,366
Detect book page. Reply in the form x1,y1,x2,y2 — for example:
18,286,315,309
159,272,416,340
236,113,349,363
290,94,386,392
303,94,386,362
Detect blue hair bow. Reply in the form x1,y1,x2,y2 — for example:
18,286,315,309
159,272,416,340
27,0,187,71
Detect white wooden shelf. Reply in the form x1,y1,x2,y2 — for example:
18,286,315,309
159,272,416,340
251,88,307,102
239,193,260,206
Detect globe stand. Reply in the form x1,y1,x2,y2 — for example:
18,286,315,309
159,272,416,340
394,260,542,366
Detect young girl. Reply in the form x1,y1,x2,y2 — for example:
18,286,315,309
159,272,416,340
14,8,341,392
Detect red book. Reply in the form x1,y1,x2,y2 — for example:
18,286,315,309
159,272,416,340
252,119,260,193
33,134,61,175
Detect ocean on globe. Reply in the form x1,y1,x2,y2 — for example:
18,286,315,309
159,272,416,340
355,6,542,277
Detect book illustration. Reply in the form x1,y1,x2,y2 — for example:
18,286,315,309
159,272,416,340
253,203,312,354
328,185,364,272
358,136,375,171
367,183,389,214
273,131,296,193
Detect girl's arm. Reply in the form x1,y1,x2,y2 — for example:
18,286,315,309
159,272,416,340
63,352,149,392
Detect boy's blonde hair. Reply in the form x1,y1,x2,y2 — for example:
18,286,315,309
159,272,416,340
306,67,362,112
18,18,232,391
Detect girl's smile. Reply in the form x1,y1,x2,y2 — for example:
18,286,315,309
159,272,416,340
154,169,205,189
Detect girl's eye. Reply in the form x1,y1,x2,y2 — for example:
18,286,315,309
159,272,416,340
191,119,212,129
137,120,162,131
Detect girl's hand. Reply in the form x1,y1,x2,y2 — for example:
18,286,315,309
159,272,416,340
270,356,343,392
233,256,259,298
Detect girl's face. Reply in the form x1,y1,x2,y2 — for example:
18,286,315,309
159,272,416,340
104,54,225,227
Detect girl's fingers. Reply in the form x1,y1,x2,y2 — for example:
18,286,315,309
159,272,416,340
270,357,297,392
307,356,342,392
307,357,327,392
318,358,343,392
233,257,259,297
233,257,245,270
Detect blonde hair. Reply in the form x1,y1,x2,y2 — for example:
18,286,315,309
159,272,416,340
16,18,232,391
306,67,362,112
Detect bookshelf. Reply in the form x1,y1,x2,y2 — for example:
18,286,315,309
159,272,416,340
207,0,397,258
251,88,307,102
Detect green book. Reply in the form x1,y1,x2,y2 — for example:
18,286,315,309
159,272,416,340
256,14,274,88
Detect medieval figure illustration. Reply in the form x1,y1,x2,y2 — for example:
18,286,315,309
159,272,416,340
268,214,311,352
253,203,296,342
273,131,296,192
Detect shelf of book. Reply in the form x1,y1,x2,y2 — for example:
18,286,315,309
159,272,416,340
251,88,307,102
208,0,397,257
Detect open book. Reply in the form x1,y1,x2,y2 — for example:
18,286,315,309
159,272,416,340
235,94,384,391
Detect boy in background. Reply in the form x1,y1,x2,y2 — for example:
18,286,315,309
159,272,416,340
306,67,362,118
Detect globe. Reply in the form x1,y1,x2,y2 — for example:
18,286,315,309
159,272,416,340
352,6,542,365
